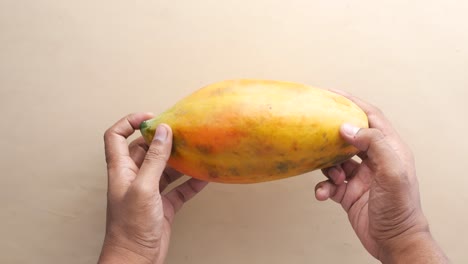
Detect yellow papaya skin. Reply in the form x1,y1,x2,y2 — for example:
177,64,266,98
140,80,368,184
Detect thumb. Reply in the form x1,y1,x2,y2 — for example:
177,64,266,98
340,123,400,172
136,124,173,190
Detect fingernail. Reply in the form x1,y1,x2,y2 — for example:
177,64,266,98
317,187,324,195
341,123,360,137
316,187,328,201
154,124,168,142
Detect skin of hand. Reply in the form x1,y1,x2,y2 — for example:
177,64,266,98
98,113,208,264
315,91,449,263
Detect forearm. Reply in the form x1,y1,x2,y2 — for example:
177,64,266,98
380,232,449,264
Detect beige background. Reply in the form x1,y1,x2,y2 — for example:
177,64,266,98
1,1,467,263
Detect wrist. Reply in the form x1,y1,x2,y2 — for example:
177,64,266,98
99,244,152,264
98,234,159,264
379,231,449,264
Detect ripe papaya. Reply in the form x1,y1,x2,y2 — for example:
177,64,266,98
140,79,368,183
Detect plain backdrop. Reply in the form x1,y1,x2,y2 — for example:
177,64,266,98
1,1,467,263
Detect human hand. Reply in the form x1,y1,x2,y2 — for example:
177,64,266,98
98,113,208,264
315,92,448,263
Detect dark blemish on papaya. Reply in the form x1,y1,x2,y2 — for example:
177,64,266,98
291,141,299,151
200,162,220,178
170,147,178,156
228,167,240,176
341,142,351,148
322,132,327,139
196,144,213,154
316,161,330,169
211,86,235,97
277,161,298,173
313,157,331,169
255,143,273,155
172,131,186,145
227,129,248,138
208,171,219,178
329,153,355,166
171,137,186,156
276,162,289,173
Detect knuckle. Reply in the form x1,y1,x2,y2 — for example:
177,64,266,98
175,189,188,203
370,128,385,142
103,128,113,141
187,180,200,193
368,105,384,116
366,106,384,122
362,128,387,154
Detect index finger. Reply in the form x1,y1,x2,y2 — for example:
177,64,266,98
104,112,154,167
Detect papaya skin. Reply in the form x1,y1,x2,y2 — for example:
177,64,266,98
140,79,368,184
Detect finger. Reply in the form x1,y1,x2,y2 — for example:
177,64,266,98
135,124,172,192
329,89,396,136
315,180,336,201
160,167,184,192
322,158,361,183
321,165,346,185
104,112,154,167
129,137,149,168
315,180,347,204
341,159,360,180
340,123,402,174
164,178,209,222
339,167,373,212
